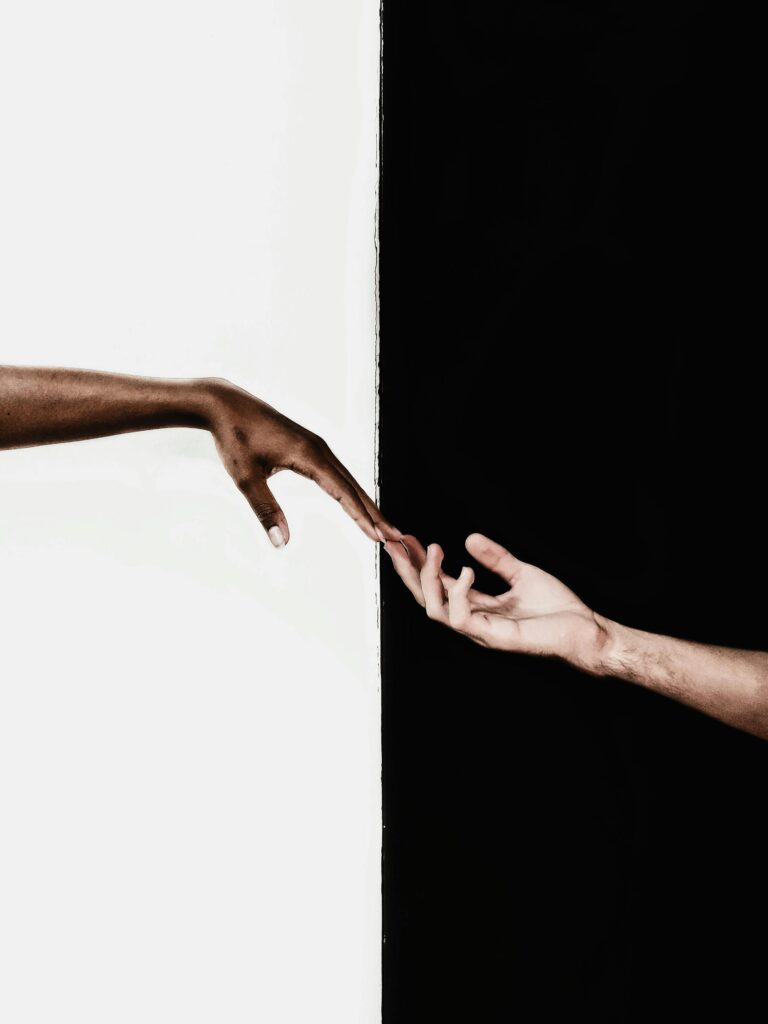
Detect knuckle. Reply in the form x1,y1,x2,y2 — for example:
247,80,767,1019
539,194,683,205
295,433,323,461
448,607,467,629
250,500,276,523
234,472,254,492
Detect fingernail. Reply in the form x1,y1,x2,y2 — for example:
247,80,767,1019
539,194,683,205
268,526,286,549
375,526,387,543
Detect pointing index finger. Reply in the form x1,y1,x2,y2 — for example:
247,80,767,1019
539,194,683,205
291,445,380,541
321,446,401,542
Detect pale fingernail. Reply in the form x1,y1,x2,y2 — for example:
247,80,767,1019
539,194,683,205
268,526,286,548
375,526,387,543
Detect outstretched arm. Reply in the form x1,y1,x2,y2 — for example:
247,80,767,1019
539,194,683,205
589,618,768,739
385,533,768,740
0,366,399,548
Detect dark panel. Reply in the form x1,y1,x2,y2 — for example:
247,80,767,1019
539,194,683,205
380,4,766,1022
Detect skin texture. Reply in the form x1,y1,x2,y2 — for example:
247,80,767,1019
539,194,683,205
386,532,768,741
0,366,400,548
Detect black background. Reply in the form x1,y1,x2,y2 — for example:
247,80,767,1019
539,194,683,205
379,4,766,1021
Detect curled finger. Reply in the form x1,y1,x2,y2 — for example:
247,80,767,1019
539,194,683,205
447,565,475,632
421,543,450,624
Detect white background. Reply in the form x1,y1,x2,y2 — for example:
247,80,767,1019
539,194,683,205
0,2,380,1021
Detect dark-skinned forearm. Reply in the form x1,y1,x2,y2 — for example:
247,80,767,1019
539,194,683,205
0,367,216,450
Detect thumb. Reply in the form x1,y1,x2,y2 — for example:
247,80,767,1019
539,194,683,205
465,533,521,586
239,475,290,548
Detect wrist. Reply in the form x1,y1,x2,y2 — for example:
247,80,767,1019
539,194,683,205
183,377,234,430
580,614,627,677
565,612,621,677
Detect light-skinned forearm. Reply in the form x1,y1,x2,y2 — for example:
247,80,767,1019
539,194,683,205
0,366,216,449
585,615,768,740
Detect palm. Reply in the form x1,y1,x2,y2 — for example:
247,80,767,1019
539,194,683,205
461,560,595,655
386,532,602,661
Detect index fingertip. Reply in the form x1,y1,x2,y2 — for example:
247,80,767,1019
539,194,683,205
364,520,380,542
376,522,404,543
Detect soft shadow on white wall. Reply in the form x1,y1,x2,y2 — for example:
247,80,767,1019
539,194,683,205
0,3,380,1021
